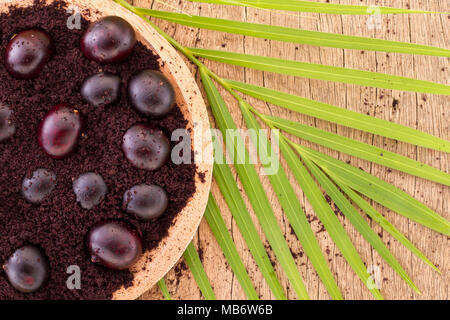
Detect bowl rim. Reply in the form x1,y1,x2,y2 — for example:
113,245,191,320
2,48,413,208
0,0,213,300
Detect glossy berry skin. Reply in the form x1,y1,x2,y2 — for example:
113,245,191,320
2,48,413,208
86,220,143,270
73,172,108,209
3,245,49,293
123,184,168,221
0,103,15,142
122,124,170,171
81,72,121,106
22,169,57,204
81,16,136,64
38,104,82,159
5,29,53,79
128,70,175,118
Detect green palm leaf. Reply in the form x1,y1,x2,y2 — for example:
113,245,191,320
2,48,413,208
264,115,450,186
239,101,343,299
200,68,309,299
183,242,216,300
188,0,439,15
291,144,450,236
329,176,439,273
228,80,450,152
213,163,287,299
279,136,383,299
204,194,259,299
190,48,450,94
304,158,419,293
133,8,450,56
157,279,172,300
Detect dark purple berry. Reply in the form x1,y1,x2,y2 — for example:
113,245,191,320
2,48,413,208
0,103,15,142
128,70,175,118
73,173,108,209
123,184,168,221
38,104,82,159
3,245,49,293
22,169,56,204
81,72,121,106
122,124,170,171
81,16,136,64
5,29,53,79
86,220,143,270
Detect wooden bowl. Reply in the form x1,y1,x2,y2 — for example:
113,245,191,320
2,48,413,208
0,0,213,300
